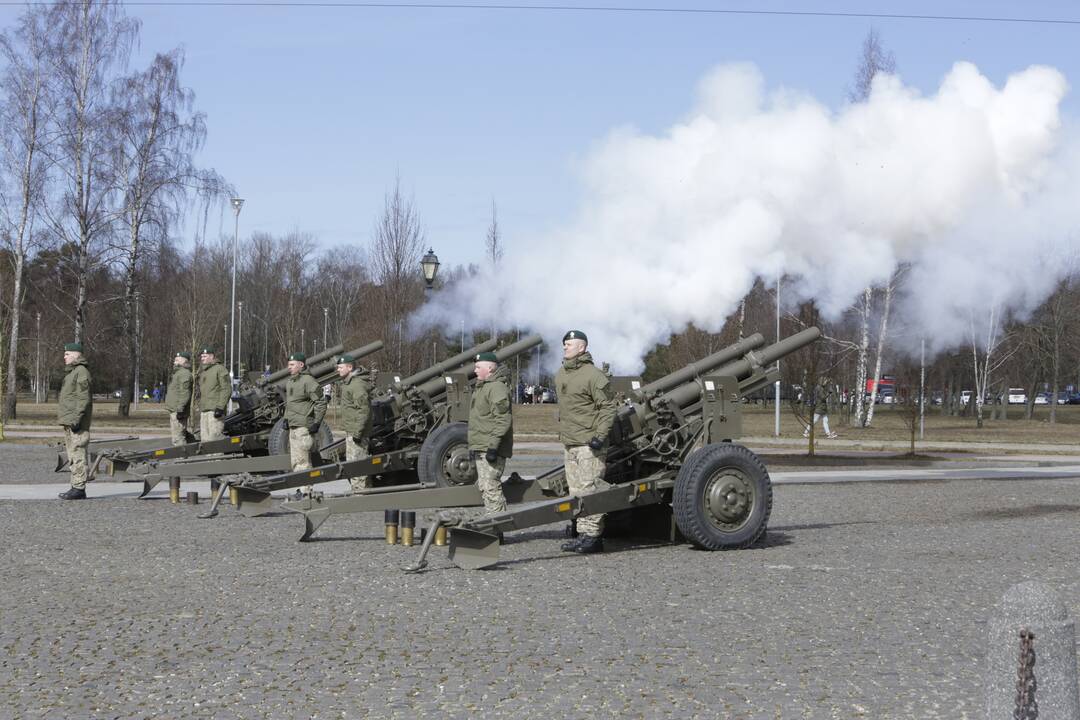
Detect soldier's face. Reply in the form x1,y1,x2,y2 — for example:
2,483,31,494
287,360,304,376
336,363,352,378
63,351,80,365
173,356,188,367
200,353,214,365
475,361,496,380
563,339,586,359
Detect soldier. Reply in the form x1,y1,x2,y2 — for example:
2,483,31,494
555,330,616,554
198,346,230,442
284,352,328,483
468,351,513,516
164,351,194,447
58,342,93,500
336,353,373,493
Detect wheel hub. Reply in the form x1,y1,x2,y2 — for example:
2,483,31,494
441,444,476,486
704,470,753,530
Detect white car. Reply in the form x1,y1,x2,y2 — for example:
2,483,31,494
1007,388,1027,404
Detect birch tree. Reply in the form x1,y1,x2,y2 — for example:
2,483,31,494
969,304,1016,428
0,6,50,421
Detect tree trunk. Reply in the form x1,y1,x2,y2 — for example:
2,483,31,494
852,287,871,427
865,283,893,427
3,252,26,421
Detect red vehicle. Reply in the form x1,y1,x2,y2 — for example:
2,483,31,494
866,375,897,404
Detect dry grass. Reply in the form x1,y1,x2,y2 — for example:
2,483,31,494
8,401,171,427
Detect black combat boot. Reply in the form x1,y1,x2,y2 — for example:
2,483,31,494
58,487,86,500
560,536,586,552
572,536,604,554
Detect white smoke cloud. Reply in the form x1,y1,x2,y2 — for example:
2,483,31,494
415,61,1075,371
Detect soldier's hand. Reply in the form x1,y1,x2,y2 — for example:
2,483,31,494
587,436,604,451
69,424,80,433
213,408,224,419
306,422,320,435
176,413,188,422
484,449,498,464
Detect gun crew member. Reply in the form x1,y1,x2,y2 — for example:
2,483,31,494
336,353,373,493
468,351,513,515
58,342,93,500
198,346,230,442
284,352,329,489
165,351,194,447
555,330,617,554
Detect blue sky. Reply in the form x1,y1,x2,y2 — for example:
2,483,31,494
3,1,1078,267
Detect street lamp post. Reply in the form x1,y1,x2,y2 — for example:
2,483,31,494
420,248,440,365
300,328,305,355
251,313,269,372
229,197,244,385
323,307,329,349
237,300,244,381
774,270,781,437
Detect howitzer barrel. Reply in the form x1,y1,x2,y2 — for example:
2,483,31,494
415,334,543,398
307,340,384,382
263,344,345,386
400,339,499,388
636,333,765,399
661,327,821,409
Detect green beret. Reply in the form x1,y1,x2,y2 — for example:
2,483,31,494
176,351,192,361
64,342,83,352
336,354,355,364
475,351,498,363
289,352,306,362
200,346,216,355
562,330,587,344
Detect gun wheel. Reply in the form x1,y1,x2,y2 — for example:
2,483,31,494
672,442,771,550
417,422,477,487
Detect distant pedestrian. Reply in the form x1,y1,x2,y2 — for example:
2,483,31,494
516,380,526,405
804,377,837,439
58,342,93,500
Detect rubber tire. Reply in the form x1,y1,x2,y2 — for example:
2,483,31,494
417,422,477,488
672,442,772,550
267,418,334,463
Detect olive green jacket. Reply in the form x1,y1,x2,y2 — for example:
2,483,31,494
58,359,93,431
165,366,194,415
198,361,231,413
468,364,513,457
813,385,832,415
339,368,373,438
554,351,616,447
284,371,328,429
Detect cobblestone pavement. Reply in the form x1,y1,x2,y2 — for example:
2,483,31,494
4,445,1080,718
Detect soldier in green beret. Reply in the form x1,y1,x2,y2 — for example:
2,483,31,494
165,351,194,446
335,353,374,492
468,351,512,515
554,330,616,554
198,346,230,441
58,342,93,500
284,352,328,487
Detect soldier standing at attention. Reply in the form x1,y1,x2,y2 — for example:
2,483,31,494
468,351,513,515
198,346,230,441
164,351,194,447
58,342,93,500
555,330,617,554
284,352,328,485
335,353,373,493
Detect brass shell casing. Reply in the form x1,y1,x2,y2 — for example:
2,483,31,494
169,477,181,504
434,526,448,546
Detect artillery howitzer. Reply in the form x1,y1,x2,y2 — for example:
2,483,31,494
383,327,821,571
80,341,383,495
284,330,769,540
197,334,543,518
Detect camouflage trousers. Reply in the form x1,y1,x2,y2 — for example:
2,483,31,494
169,413,188,447
200,411,225,442
64,427,91,490
564,445,610,537
474,454,507,515
346,435,371,493
290,427,315,494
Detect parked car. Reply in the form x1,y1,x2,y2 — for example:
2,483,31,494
959,390,973,407
1034,392,1050,405
1007,388,1027,404
541,388,557,403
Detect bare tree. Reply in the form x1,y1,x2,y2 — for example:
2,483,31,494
371,175,424,369
111,48,225,416
41,0,137,342
484,197,503,339
970,304,1016,428
0,6,50,421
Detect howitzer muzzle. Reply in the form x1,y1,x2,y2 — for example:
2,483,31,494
263,344,345,386
635,333,765,400
415,334,543,399
307,340,385,384
399,339,499,389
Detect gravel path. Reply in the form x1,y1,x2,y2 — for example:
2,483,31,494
4,445,1080,718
